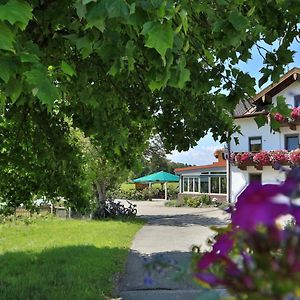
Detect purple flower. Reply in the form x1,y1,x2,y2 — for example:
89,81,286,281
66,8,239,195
198,233,233,270
232,182,290,231
195,272,223,286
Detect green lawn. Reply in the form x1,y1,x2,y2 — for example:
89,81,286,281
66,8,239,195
0,217,143,300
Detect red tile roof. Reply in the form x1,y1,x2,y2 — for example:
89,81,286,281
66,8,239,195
174,161,226,172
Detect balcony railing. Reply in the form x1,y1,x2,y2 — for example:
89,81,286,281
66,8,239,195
231,149,300,170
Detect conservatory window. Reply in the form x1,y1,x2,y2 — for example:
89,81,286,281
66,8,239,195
200,176,209,193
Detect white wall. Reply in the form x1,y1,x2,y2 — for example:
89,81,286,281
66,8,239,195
229,80,300,201
274,80,300,107
230,165,286,201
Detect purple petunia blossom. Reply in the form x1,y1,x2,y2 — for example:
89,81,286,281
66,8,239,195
198,232,233,270
231,182,290,231
195,272,223,286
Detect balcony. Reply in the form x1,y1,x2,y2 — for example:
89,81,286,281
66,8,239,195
231,149,300,170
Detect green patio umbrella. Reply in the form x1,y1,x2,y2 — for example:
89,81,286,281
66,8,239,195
133,171,179,200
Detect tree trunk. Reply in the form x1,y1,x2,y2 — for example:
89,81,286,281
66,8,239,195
93,181,107,219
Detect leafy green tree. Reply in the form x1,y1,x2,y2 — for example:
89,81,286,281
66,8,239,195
0,106,90,215
0,0,299,213
0,0,299,165
135,135,190,177
76,132,129,217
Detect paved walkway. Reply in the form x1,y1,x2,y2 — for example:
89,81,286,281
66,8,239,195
116,200,229,300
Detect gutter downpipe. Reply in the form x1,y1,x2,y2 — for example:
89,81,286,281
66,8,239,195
226,141,232,204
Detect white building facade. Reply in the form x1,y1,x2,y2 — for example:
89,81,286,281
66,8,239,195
229,68,300,202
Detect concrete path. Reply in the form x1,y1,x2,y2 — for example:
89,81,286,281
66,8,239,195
116,200,229,300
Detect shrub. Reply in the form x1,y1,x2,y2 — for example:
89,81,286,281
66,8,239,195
164,200,178,207
186,197,202,208
166,185,179,199
200,194,212,205
108,187,161,201
184,195,212,207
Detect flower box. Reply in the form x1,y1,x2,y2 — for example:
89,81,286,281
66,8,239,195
231,149,300,169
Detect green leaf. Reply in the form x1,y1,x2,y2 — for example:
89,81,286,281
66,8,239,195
125,41,136,71
0,57,16,83
108,60,120,76
6,77,22,102
168,56,190,89
228,10,248,31
0,23,15,52
129,3,135,15
75,36,92,58
20,52,40,63
273,96,291,117
82,0,96,4
270,117,281,132
180,9,188,34
0,0,32,30
75,2,86,19
105,0,129,18
61,61,76,77
143,21,174,59
24,69,59,107
254,114,267,128
85,1,106,31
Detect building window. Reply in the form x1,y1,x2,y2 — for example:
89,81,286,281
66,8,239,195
249,137,262,152
211,177,219,193
181,174,227,194
295,95,300,107
183,178,188,192
249,173,262,183
189,178,193,192
194,178,199,192
200,176,209,193
220,177,227,194
285,135,299,151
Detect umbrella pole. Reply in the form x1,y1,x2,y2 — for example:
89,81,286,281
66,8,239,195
164,182,167,200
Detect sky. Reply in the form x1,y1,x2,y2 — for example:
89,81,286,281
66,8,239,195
167,40,300,165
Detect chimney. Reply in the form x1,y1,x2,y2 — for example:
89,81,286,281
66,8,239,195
214,149,225,162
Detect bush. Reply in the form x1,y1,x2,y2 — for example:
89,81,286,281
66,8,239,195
200,194,212,205
184,196,201,208
107,188,161,201
166,185,179,199
184,195,212,208
164,199,186,207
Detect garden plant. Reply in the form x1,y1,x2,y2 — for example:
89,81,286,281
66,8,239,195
195,167,300,300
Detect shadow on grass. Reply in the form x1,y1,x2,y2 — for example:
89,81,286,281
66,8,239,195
0,245,128,300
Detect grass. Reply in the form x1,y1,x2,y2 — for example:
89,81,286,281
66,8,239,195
0,217,144,300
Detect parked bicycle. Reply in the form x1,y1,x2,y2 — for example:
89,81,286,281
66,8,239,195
104,199,137,217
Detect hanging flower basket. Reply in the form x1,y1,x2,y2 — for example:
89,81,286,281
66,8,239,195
269,150,289,165
290,149,300,166
274,112,287,123
291,107,300,121
272,107,300,131
253,151,271,167
232,152,253,169
231,149,300,169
